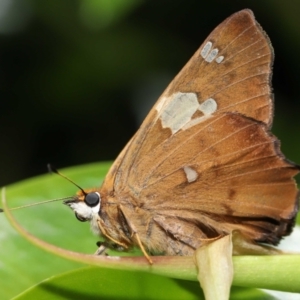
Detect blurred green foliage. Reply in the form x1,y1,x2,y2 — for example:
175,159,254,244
0,0,299,186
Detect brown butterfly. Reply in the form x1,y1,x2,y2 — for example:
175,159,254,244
64,9,299,263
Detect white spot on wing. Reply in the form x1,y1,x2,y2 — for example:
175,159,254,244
216,56,224,63
201,41,212,58
183,166,198,183
159,92,199,134
183,98,217,131
201,40,224,63
158,93,218,133
205,48,219,62
199,98,217,115
156,96,167,112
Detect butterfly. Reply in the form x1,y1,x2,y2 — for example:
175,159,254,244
64,9,299,263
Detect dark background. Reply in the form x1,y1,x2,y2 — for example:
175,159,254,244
0,0,299,186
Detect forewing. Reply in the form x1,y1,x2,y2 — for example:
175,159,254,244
104,9,275,192
159,9,274,127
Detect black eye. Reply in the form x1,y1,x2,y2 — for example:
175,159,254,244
85,192,100,207
75,212,87,222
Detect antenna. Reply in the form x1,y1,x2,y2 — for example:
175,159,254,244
0,164,83,212
47,164,87,196
0,196,72,212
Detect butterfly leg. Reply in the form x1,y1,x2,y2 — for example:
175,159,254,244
97,218,128,249
94,241,107,255
118,205,153,264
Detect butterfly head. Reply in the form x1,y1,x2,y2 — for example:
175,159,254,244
64,190,101,222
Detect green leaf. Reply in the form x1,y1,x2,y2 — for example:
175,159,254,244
13,267,203,300
1,162,300,299
0,162,110,299
14,267,278,300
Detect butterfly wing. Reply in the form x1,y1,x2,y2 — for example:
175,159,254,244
136,112,298,243
109,9,274,188
158,9,274,126
101,10,299,254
